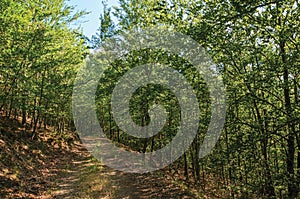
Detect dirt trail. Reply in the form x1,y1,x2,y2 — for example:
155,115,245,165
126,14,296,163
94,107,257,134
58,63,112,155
0,116,199,199
42,143,196,199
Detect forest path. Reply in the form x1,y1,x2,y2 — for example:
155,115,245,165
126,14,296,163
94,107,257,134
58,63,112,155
42,143,196,199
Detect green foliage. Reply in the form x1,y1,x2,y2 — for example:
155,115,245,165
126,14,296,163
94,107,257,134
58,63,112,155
92,0,300,198
0,0,88,134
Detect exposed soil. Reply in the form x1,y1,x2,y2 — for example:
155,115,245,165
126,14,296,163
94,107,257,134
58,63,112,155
44,143,197,199
0,116,200,199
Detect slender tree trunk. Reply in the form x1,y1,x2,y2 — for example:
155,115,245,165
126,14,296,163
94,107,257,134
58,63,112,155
253,101,276,197
184,152,189,182
280,39,298,199
32,70,46,138
21,93,26,126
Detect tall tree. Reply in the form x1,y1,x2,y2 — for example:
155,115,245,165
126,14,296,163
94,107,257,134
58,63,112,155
0,0,88,137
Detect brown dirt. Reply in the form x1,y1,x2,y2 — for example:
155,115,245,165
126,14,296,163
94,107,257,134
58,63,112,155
0,116,199,199
41,143,198,199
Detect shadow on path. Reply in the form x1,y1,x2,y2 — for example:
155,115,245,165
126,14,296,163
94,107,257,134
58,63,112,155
45,143,197,199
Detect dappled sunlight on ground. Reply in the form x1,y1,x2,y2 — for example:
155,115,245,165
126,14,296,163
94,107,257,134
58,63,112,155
0,116,200,199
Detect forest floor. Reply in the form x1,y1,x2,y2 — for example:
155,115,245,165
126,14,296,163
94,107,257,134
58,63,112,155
0,116,203,199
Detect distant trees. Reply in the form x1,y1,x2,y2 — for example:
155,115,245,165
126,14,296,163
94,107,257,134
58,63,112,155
1,0,299,197
93,0,299,198
0,0,88,137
